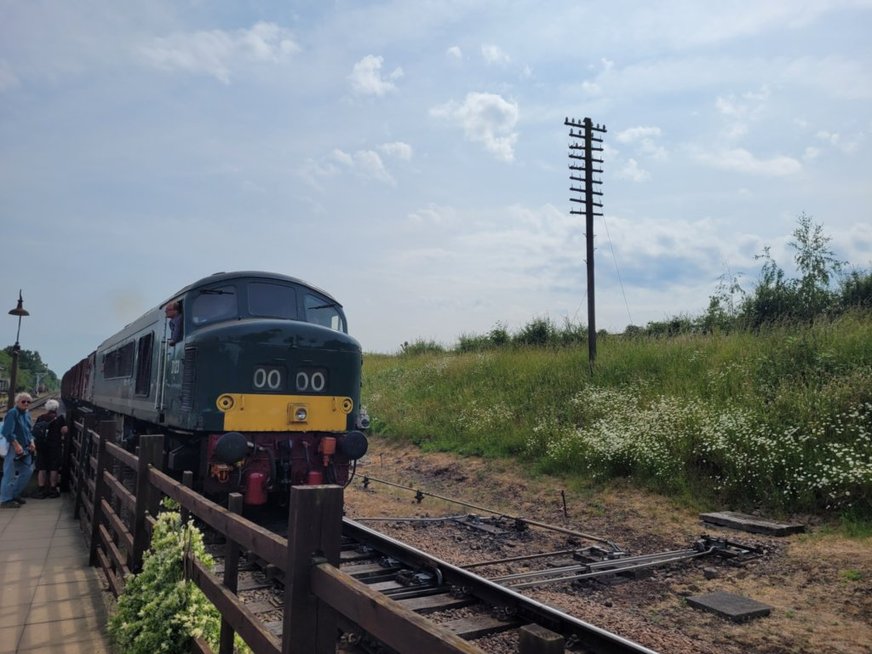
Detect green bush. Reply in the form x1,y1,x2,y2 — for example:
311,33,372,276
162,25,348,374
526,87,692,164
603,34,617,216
363,311,872,518
108,505,250,654
399,339,445,356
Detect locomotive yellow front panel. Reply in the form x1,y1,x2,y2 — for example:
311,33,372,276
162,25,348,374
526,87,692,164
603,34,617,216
216,393,353,431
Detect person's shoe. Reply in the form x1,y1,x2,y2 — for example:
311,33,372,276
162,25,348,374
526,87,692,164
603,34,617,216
0,500,20,509
33,487,49,499
13,496,26,504
47,488,60,498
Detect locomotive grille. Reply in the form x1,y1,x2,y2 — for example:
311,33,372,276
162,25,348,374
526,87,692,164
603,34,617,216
181,346,196,411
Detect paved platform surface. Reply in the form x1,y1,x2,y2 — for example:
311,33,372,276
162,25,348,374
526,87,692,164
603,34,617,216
0,493,114,653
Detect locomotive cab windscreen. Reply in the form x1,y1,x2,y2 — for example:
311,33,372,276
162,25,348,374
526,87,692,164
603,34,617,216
187,280,347,333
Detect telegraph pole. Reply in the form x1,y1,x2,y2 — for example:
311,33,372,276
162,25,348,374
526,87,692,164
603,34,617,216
565,117,606,369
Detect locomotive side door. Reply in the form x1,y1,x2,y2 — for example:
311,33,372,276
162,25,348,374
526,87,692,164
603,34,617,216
158,298,185,414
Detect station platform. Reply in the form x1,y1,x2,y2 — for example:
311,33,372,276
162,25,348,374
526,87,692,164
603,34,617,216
0,492,113,653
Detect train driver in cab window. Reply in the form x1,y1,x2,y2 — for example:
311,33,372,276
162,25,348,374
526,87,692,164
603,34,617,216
165,301,183,345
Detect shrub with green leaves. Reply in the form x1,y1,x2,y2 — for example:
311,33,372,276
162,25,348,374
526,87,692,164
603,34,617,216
108,506,248,654
364,308,872,518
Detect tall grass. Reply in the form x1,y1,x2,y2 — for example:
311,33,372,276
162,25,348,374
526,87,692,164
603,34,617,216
362,311,872,518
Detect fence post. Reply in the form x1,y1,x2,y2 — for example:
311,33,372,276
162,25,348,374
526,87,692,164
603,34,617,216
130,434,165,572
219,493,244,654
180,470,194,525
89,419,119,566
73,414,97,520
282,485,343,654
59,406,77,493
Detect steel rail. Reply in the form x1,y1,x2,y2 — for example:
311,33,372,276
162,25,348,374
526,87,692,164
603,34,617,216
492,548,702,581
342,517,660,654
496,549,715,590
461,548,584,569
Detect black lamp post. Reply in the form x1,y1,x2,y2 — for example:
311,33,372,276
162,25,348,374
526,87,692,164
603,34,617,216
7,290,29,410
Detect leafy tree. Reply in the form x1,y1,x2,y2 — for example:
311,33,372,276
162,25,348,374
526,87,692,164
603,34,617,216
741,214,844,327
741,246,796,327
790,212,844,319
702,270,746,332
488,322,510,346
839,269,872,309
513,318,553,346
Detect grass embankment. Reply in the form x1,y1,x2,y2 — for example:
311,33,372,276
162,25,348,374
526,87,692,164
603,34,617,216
362,312,872,524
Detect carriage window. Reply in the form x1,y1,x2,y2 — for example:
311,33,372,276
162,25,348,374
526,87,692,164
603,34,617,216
248,282,297,319
134,333,153,395
304,293,345,332
103,342,135,379
191,285,238,326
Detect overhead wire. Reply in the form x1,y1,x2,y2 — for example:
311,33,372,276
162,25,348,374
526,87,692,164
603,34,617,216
599,214,634,327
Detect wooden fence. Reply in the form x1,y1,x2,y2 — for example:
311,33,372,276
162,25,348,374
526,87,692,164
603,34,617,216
63,411,484,654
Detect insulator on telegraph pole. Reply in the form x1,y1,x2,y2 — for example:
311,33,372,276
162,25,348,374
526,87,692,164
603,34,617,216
565,117,606,370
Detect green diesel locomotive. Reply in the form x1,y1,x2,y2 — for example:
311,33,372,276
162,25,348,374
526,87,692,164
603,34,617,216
62,271,368,507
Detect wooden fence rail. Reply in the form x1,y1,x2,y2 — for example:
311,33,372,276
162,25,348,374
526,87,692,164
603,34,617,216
61,411,485,654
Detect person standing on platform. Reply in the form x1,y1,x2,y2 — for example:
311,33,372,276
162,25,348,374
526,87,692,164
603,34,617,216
1,392,36,508
33,398,67,498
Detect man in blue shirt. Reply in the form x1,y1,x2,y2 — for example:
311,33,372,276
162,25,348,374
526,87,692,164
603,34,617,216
1,392,36,508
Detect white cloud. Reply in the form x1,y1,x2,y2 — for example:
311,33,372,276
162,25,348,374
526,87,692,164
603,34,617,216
408,203,458,226
714,87,770,141
581,80,601,95
295,159,339,191
379,142,413,160
616,126,667,160
481,44,510,65
694,148,802,176
298,144,408,190
348,55,403,96
430,92,519,162
139,21,299,83
715,87,770,118
446,46,463,61
816,130,861,154
617,126,662,143
332,148,396,185
618,158,651,182
331,149,354,166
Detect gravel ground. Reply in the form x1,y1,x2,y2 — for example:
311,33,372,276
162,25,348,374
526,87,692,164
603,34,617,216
342,437,872,654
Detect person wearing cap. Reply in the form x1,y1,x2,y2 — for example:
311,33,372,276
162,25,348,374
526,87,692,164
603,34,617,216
33,398,68,498
1,392,36,508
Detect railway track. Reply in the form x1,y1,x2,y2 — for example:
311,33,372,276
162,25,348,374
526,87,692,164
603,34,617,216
202,510,759,653
336,518,660,653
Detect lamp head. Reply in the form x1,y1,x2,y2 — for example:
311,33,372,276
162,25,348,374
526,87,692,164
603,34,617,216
8,290,28,317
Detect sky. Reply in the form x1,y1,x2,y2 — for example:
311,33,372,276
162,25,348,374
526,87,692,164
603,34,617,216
1,0,871,375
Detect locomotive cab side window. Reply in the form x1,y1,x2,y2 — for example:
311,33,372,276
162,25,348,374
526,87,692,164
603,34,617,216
304,293,346,332
134,333,154,395
191,285,238,327
248,282,298,319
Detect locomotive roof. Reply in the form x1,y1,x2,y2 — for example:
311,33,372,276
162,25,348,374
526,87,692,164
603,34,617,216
167,271,342,307
96,271,344,350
